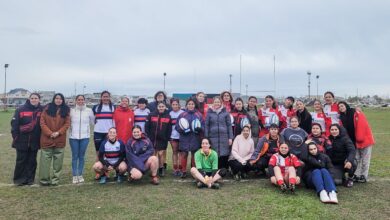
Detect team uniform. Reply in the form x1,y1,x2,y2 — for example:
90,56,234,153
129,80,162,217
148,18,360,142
134,108,150,133
324,103,340,125
279,105,296,129
92,104,116,151
170,109,185,141
268,152,302,177
98,139,126,170
145,111,172,151
258,106,284,137
311,112,332,136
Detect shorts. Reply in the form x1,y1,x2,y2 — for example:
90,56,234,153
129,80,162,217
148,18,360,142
94,132,107,151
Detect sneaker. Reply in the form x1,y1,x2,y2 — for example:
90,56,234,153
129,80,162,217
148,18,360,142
289,184,296,193
163,163,167,170
357,175,367,183
197,181,206,188
95,173,101,180
151,176,160,185
234,173,241,181
180,172,187,179
99,176,107,184
328,191,339,204
320,190,331,203
352,175,359,182
78,176,84,183
158,167,165,177
241,172,248,179
211,183,220,189
280,183,288,193
345,178,354,188
117,175,123,183
72,176,79,184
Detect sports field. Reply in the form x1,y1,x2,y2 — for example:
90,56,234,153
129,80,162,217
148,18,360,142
0,109,389,219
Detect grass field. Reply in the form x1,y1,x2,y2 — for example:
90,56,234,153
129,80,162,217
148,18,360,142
0,109,389,219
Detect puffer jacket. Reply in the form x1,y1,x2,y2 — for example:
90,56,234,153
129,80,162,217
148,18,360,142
69,105,94,139
205,107,233,157
328,124,356,165
175,109,204,152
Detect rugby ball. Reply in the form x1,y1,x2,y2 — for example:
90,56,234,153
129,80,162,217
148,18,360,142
265,114,279,128
240,117,250,129
179,118,190,131
191,118,202,132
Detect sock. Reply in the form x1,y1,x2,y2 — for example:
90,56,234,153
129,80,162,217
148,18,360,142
173,164,178,171
289,177,296,185
277,179,284,186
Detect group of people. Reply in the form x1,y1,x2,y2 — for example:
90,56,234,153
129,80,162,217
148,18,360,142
11,90,375,204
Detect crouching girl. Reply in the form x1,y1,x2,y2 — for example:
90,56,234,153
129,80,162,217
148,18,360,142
269,143,302,193
93,127,127,184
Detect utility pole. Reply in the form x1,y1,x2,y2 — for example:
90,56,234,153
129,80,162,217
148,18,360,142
240,54,242,97
4,64,9,111
316,75,320,100
307,71,312,100
229,74,233,93
163,72,167,91
273,55,276,97
246,84,248,97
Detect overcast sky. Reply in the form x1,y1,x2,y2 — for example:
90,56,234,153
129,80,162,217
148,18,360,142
1,1,389,98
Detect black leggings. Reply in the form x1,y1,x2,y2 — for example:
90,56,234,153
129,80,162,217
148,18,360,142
218,156,229,169
229,160,252,175
332,163,357,185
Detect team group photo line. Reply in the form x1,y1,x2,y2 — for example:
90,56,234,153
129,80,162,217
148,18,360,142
11,89,374,204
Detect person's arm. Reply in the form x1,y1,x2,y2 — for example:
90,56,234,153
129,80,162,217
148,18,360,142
166,117,172,140
98,141,109,167
226,113,234,140
250,138,264,162
243,140,255,162
58,114,71,136
144,115,151,136
231,138,244,163
89,109,95,126
268,155,277,176
204,114,210,138
40,110,53,137
10,108,20,139
211,152,219,171
138,140,154,163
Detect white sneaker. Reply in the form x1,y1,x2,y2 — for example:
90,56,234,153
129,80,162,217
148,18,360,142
78,176,85,183
328,191,339,204
72,176,79,184
319,190,330,203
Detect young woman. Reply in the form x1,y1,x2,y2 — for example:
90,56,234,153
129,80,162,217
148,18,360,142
169,98,185,176
258,95,284,137
125,125,160,185
295,100,312,134
328,124,356,187
11,93,43,186
205,96,233,169
228,125,254,181
281,116,308,160
39,93,70,186
303,142,338,204
306,123,332,154
249,124,284,175
147,91,171,113
338,101,375,183
220,91,234,113
195,92,209,119
190,138,227,189
269,143,302,193
230,98,251,138
323,91,340,125
113,97,134,144
92,91,115,158
93,127,127,184
311,100,331,136
133,98,150,133
279,96,296,129
246,96,261,147
69,95,94,184
145,102,172,177
175,98,204,178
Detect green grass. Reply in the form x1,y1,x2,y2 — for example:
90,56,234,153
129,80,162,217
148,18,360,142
0,109,389,219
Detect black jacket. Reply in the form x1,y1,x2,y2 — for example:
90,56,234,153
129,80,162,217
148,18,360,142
297,108,312,134
328,125,356,165
145,111,172,149
11,100,43,151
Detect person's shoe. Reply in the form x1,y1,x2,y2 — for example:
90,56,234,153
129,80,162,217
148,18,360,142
289,184,296,193
234,173,241,181
127,175,134,183
180,172,187,179
280,183,287,193
320,190,331,203
211,183,220,189
158,167,165,177
345,178,354,187
241,172,248,179
151,176,160,185
99,176,107,184
39,181,50,187
197,181,206,188
95,173,101,180
72,176,79,184
163,163,167,170
117,175,123,183
352,175,359,182
328,191,339,204
78,176,85,183
358,175,367,183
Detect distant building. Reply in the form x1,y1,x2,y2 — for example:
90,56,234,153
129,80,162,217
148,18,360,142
36,91,56,105
8,88,31,105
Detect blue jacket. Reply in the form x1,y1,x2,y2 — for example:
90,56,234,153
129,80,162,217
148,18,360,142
125,135,154,173
175,110,204,152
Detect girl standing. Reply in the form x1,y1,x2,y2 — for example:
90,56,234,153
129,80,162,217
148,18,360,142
258,95,283,137
246,96,261,146
311,100,331,136
113,97,134,144
295,100,312,134
169,98,185,176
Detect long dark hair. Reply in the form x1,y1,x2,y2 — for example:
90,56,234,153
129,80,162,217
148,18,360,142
234,97,246,113
186,98,198,110
286,96,295,110
154,91,168,102
265,95,277,109
96,90,113,113
246,96,258,112
46,93,70,118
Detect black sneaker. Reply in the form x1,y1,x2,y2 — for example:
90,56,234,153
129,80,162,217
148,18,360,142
180,172,187,179
197,181,206,188
352,175,359,182
345,178,354,187
289,184,296,193
358,175,367,183
234,173,241,181
211,183,220,189
163,163,167,170
241,172,248,179
158,167,165,177
280,183,288,192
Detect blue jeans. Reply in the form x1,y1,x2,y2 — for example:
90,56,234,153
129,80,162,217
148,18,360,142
309,168,337,193
69,138,89,176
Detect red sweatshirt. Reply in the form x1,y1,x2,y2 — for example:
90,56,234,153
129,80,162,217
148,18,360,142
354,111,375,148
113,107,134,144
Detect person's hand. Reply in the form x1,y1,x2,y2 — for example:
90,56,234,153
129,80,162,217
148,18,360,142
344,162,352,169
107,166,113,171
296,176,301,184
249,160,256,166
305,139,312,144
50,132,59,138
228,139,232,146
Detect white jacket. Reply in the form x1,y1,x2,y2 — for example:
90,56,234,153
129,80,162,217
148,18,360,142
69,105,95,139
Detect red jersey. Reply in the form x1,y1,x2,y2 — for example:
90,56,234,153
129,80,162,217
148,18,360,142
311,111,332,136
324,103,340,125
269,153,301,175
113,107,134,144
279,105,296,129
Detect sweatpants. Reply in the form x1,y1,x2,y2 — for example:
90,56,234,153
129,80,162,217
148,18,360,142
332,162,357,185
354,146,372,179
39,148,65,185
13,148,38,185
228,160,252,175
